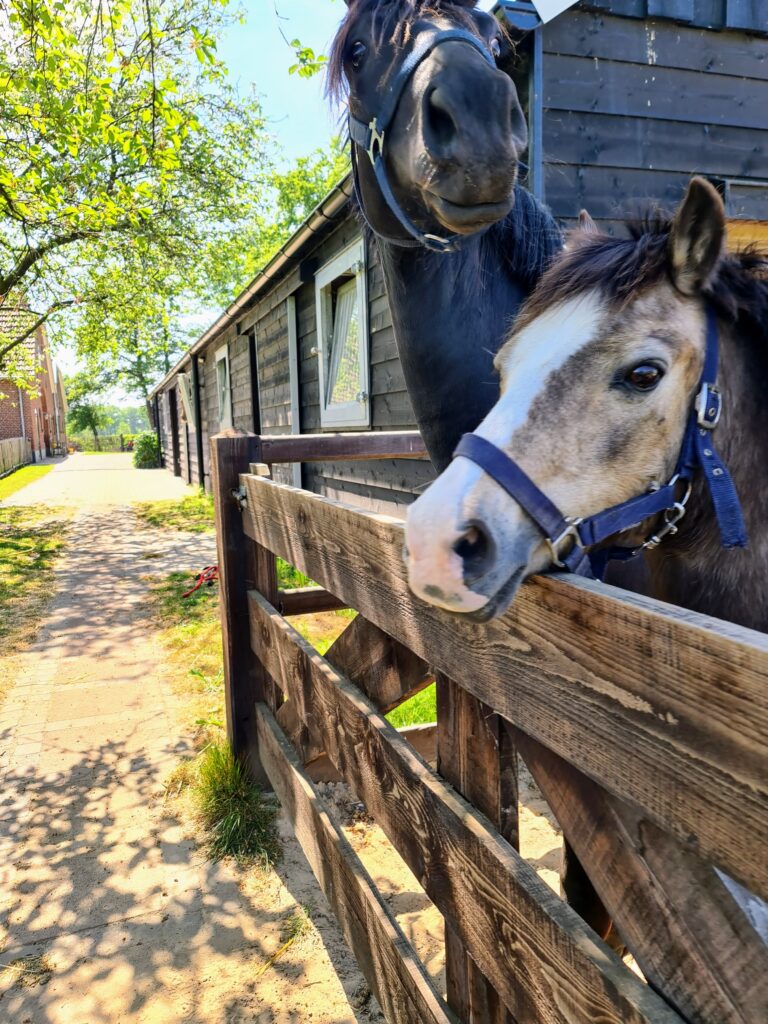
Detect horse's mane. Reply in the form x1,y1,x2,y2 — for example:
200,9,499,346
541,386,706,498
327,0,479,103
519,213,768,353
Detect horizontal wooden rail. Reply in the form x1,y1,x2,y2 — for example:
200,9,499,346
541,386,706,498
249,592,679,1024
256,431,427,464
242,473,768,901
255,705,455,1024
276,586,348,616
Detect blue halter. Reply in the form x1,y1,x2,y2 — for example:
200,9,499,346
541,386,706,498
453,306,748,580
348,28,496,254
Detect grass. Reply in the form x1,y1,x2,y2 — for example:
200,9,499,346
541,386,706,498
195,740,280,865
1,953,55,989
385,684,436,729
165,740,280,866
0,507,68,658
0,463,54,501
135,490,215,533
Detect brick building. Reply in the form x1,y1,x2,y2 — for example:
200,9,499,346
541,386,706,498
0,307,67,466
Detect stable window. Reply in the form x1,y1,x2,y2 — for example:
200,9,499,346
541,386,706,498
215,345,232,429
177,372,197,431
315,239,370,429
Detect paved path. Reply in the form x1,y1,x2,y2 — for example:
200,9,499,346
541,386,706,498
0,456,372,1023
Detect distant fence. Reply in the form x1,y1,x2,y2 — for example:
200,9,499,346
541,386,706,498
68,433,137,452
212,431,768,1024
0,436,32,476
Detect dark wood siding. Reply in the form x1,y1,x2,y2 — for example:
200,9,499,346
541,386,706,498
230,332,253,432
583,0,768,34
542,11,768,226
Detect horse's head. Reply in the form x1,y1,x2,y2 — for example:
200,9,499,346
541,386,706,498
329,0,527,239
405,178,729,619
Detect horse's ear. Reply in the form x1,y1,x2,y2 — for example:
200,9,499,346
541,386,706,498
578,209,598,235
668,177,725,295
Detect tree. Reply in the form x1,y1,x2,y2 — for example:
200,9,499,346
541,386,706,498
66,371,110,448
0,0,272,382
69,138,350,401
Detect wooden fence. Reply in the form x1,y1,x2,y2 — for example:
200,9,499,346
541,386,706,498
211,430,768,1024
0,436,32,476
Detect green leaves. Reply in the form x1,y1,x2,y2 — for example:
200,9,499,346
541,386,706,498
288,39,328,79
0,0,271,369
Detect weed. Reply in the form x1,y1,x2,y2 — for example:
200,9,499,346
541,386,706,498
194,740,280,866
0,464,54,502
2,953,55,988
256,906,313,976
135,490,215,533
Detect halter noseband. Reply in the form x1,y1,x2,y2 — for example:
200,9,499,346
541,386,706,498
348,28,496,254
453,306,748,580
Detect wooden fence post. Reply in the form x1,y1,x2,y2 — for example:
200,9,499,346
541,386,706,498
211,430,276,783
436,674,521,1024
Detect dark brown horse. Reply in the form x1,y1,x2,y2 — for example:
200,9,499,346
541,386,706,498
329,0,562,470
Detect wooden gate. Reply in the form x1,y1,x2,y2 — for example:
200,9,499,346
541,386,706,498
211,430,767,1024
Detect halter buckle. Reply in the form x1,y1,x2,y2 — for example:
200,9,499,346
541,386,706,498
640,478,692,551
547,518,584,568
696,383,722,429
367,119,385,165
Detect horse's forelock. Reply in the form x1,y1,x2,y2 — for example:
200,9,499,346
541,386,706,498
514,215,768,365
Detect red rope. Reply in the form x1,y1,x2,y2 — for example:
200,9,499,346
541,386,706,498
182,565,219,598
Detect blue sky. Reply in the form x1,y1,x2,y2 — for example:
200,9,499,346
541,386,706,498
217,0,347,167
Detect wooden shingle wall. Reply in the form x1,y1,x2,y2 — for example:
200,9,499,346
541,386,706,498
542,10,768,231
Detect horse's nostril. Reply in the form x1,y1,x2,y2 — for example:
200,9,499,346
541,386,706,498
453,523,495,583
425,87,458,152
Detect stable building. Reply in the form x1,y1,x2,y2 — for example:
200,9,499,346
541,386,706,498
149,0,768,516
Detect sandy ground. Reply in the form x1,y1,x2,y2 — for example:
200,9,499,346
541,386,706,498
0,454,564,1022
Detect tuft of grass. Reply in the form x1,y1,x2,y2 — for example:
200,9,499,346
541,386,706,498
135,490,215,533
0,463,54,502
194,740,280,866
256,905,313,977
386,683,437,729
0,507,68,664
2,953,55,988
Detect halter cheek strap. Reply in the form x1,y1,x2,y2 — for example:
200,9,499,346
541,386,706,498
348,28,496,254
453,306,747,580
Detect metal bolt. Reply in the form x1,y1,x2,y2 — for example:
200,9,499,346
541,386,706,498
703,448,713,457
712,467,724,477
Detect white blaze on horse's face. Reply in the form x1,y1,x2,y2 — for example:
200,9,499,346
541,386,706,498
406,283,706,619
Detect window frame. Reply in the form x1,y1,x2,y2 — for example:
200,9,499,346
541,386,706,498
215,344,232,429
315,238,370,430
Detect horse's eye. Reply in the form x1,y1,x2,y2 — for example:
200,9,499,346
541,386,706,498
490,37,502,59
625,364,664,391
349,40,367,71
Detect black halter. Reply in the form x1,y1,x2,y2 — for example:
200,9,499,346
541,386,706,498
348,28,496,254
453,306,748,579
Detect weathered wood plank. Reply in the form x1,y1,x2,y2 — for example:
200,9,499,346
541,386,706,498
256,431,427,464
241,475,768,899
277,586,348,616
436,675,520,1024
542,10,768,78
543,111,767,180
307,723,438,784
248,590,680,1024
325,615,433,713
514,728,768,1024
211,431,269,781
277,614,432,764
255,704,455,1024
544,55,768,131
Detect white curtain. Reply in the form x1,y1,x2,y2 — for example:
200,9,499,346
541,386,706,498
177,373,197,430
325,278,360,408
